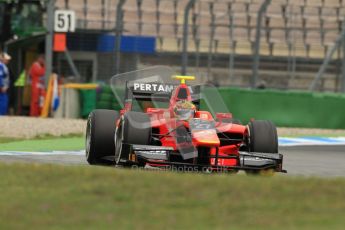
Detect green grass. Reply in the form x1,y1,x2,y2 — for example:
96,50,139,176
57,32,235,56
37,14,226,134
0,137,20,144
0,163,344,229
0,136,84,151
0,133,83,143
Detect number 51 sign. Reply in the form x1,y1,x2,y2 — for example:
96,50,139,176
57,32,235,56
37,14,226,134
54,10,76,32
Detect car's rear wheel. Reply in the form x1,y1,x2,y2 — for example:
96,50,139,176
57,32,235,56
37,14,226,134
86,109,119,165
115,111,151,165
246,120,278,175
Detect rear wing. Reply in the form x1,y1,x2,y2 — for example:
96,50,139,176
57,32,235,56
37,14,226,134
125,81,201,108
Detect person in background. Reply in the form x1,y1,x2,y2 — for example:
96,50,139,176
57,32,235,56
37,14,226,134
0,52,11,115
7,58,16,115
29,55,45,116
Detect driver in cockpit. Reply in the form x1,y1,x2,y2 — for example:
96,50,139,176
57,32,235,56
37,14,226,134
173,100,196,121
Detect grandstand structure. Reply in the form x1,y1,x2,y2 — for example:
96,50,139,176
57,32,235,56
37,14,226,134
55,0,345,91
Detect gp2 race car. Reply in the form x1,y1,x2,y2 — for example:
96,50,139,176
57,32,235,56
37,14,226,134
86,66,285,174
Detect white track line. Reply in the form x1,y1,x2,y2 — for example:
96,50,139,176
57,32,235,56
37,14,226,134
0,137,344,156
279,137,345,146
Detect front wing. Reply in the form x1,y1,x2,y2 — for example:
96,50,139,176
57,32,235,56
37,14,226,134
119,144,286,173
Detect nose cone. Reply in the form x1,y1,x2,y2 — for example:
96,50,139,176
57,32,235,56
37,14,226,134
192,129,220,147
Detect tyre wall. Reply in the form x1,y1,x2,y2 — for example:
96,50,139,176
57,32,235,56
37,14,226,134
95,85,121,111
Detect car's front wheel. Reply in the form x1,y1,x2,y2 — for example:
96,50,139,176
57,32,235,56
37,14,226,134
247,120,278,153
86,109,119,165
245,120,278,175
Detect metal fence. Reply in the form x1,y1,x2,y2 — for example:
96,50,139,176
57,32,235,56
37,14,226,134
52,0,345,92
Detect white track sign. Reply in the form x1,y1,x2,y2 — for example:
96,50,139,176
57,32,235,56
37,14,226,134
54,10,76,32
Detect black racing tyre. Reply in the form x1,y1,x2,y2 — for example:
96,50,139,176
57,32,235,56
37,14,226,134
123,111,151,145
115,111,151,164
246,120,278,175
248,120,278,153
86,109,120,165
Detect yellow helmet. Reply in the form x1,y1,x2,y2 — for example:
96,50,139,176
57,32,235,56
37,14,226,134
173,100,196,120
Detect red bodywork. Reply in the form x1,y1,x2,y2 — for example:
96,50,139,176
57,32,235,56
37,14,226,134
120,82,247,169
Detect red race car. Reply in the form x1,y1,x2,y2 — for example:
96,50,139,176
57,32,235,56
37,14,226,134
86,66,285,174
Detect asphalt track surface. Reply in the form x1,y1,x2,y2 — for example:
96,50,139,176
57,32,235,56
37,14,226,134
0,145,344,177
